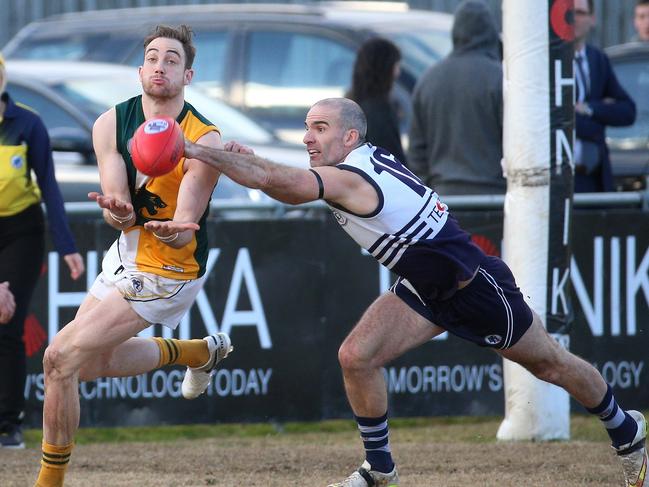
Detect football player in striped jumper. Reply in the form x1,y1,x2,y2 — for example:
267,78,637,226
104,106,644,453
184,97,647,487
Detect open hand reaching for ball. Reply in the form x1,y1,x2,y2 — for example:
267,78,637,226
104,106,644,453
88,192,134,219
143,220,200,248
89,192,135,229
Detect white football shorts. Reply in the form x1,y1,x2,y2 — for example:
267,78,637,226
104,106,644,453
89,240,206,329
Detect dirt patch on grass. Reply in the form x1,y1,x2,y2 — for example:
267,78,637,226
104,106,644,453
3,426,623,486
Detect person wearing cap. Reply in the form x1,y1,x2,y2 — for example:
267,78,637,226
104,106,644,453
0,52,84,449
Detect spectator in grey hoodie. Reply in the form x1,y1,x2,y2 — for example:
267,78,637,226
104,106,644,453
408,0,504,195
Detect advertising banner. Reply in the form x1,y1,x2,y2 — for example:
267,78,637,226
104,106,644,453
22,210,648,427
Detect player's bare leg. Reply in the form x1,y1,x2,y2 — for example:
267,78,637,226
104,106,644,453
42,290,150,445
35,288,231,486
35,290,149,487
330,292,444,486
499,312,647,487
338,292,444,417
497,311,607,407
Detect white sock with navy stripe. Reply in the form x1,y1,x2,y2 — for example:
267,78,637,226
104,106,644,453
355,411,394,474
587,384,638,449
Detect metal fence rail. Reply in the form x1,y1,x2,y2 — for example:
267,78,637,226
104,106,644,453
62,190,649,216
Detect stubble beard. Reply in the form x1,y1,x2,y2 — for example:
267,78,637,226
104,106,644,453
142,79,182,102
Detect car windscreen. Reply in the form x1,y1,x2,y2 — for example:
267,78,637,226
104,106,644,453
607,58,649,149
7,33,140,63
50,79,139,121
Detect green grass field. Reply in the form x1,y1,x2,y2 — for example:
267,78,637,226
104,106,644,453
23,412,615,446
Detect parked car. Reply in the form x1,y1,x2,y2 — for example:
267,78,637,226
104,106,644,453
4,60,308,203
605,42,649,191
2,2,453,143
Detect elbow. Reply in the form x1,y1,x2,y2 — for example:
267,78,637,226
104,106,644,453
281,195,309,206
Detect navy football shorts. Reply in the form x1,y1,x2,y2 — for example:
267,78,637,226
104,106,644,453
391,256,534,349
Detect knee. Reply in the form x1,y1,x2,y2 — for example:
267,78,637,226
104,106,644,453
43,341,81,382
338,339,375,371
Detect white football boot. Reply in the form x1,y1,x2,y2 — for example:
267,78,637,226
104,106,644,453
181,333,233,399
327,461,399,487
616,410,648,487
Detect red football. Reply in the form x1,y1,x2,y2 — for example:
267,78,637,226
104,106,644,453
130,117,184,177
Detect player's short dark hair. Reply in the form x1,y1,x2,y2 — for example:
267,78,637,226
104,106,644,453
143,24,196,69
637,0,649,7
588,0,594,13
315,98,367,141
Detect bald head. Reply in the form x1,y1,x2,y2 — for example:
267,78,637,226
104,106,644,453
312,98,367,142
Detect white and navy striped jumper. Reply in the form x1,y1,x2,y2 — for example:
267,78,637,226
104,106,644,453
327,143,485,301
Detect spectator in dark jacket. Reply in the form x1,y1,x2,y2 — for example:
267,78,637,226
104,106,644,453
408,0,504,195
347,37,406,163
0,52,84,449
574,0,636,192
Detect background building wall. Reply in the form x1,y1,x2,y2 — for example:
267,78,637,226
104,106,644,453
0,0,641,53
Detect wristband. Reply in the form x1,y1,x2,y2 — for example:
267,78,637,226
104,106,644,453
109,210,134,224
154,232,179,243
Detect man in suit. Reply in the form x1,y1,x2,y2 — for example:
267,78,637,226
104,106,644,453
573,0,636,192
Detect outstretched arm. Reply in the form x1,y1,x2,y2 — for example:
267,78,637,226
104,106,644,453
185,140,380,214
184,140,321,205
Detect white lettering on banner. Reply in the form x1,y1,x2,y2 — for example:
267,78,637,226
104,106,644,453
24,368,272,401
207,368,272,397
627,236,649,336
555,129,573,174
571,236,649,336
24,372,45,401
47,247,272,349
571,238,604,335
592,361,644,389
554,59,574,176
48,251,99,341
551,266,570,316
554,58,574,108
220,248,271,348
611,237,621,336
383,364,502,394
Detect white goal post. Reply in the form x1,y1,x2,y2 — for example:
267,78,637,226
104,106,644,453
498,0,575,441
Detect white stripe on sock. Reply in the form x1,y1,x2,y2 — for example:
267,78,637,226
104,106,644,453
604,407,626,430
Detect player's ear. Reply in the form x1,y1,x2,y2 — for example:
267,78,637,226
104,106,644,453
344,128,359,147
184,68,194,85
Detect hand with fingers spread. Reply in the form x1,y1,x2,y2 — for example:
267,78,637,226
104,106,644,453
143,220,200,248
88,192,135,228
0,281,16,325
